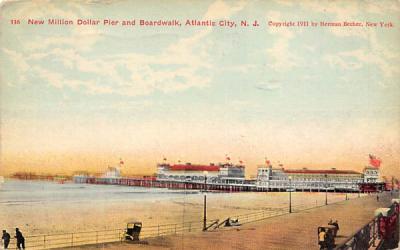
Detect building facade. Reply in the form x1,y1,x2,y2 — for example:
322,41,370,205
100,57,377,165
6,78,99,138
157,162,246,184
256,164,380,191
363,166,379,183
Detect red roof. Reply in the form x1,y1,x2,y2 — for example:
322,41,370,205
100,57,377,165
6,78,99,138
284,169,361,175
169,164,220,172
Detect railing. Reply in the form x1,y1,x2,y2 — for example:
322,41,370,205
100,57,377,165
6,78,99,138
335,196,400,250
334,216,380,250
4,221,211,249
209,194,364,228
6,229,124,249
3,193,367,249
140,221,206,237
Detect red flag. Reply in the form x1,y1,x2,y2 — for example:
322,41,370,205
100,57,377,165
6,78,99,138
265,158,270,166
239,160,243,164
119,158,124,165
369,154,381,168
226,155,231,161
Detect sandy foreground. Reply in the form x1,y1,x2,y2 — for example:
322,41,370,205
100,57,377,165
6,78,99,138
65,192,396,250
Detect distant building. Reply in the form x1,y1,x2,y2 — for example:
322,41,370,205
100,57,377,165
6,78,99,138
363,166,379,183
157,162,245,184
218,163,245,184
74,165,121,184
103,166,121,178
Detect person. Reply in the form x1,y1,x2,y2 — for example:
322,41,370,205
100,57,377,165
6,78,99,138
225,217,231,227
2,230,10,249
319,228,326,249
325,231,335,250
15,228,25,250
376,194,379,202
332,221,339,237
328,219,339,237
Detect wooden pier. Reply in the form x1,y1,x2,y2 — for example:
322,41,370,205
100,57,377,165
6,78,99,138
75,176,257,192
74,176,369,193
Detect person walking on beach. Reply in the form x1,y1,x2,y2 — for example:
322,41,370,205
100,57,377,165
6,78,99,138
15,228,25,249
1,230,10,249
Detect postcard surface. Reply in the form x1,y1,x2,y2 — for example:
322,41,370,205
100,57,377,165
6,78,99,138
0,0,399,249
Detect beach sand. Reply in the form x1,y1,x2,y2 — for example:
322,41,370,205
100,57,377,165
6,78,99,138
68,192,395,250
0,180,355,236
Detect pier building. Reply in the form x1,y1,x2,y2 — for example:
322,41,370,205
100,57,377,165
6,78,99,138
156,162,245,184
73,155,389,192
256,164,381,192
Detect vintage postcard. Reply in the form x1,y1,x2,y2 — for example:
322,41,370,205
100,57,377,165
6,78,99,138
0,0,399,249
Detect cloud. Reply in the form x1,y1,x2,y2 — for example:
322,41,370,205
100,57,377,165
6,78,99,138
323,53,363,70
204,0,248,20
269,0,400,81
6,1,104,52
63,100,153,112
342,49,398,78
324,43,400,83
29,46,210,96
1,48,30,85
266,11,301,71
2,24,211,96
273,0,294,7
28,29,105,52
2,0,251,96
255,80,282,91
3,0,92,19
287,0,399,20
309,1,400,85
365,1,400,15
288,1,399,38
2,48,30,72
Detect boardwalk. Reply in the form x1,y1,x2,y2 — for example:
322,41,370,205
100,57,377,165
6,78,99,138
67,192,395,250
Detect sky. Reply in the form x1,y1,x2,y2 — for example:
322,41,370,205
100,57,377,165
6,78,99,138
0,0,399,179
